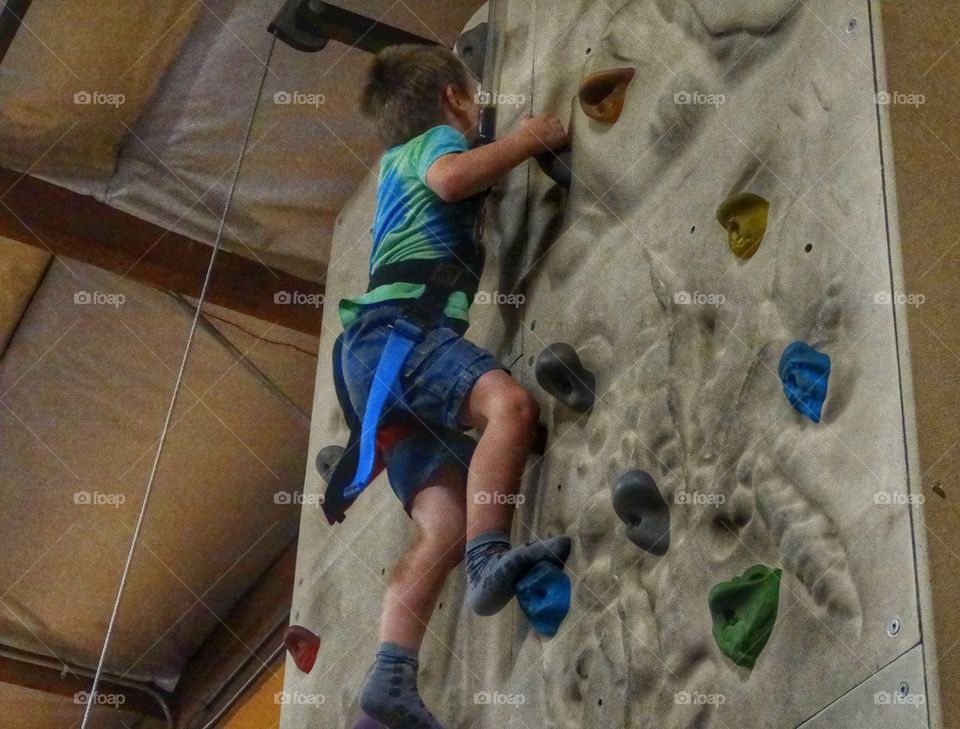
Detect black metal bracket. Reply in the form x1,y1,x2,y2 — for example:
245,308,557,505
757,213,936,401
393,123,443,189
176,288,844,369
268,0,440,54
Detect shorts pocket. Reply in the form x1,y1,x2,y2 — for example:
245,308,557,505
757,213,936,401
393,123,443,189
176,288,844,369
401,326,461,379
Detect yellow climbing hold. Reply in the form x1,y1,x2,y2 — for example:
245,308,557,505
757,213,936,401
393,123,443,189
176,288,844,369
716,192,770,260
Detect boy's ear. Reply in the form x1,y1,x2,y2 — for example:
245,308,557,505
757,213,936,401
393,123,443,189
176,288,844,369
443,83,463,110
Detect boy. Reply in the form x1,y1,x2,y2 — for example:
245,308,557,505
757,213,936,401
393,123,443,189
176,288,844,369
337,44,571,729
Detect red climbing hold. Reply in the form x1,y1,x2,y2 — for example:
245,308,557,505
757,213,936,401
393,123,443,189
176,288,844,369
284,625,321,673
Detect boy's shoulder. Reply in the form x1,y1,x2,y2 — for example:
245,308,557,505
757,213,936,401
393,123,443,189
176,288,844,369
385,125,468,163
379,125,470,184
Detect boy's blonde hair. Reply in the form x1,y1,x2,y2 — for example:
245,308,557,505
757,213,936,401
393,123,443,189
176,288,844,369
361,44,474,148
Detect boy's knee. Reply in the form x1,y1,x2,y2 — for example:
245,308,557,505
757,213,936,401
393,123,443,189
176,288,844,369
491,385,539,430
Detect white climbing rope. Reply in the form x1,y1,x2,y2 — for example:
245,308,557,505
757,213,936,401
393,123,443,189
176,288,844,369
80,32,278,729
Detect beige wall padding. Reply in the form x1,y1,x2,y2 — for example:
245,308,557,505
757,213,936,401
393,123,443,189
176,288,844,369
0,681,167,729
0,257,311,687
0,235,49,355
0,0,203,189
285,1,936,727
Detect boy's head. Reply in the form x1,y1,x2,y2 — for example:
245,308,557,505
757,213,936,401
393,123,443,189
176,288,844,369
361,44,480,148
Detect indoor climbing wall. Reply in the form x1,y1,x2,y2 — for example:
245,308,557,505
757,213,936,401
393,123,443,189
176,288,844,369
283,1,936,727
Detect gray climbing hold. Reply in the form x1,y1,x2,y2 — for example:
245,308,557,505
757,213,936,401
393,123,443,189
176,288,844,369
534,343,596,412
453,22,488,83
611,470,670,555
315,445,345,484
536,144,573,189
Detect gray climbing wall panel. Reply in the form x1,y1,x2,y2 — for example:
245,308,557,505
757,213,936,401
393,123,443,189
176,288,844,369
799,645,928,728
282,1,936,727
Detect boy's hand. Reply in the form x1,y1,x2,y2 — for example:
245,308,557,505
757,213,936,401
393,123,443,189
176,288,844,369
427,115,569,202
518,114,569,154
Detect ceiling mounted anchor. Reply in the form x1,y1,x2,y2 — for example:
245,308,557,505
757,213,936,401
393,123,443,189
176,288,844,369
268,0,440,54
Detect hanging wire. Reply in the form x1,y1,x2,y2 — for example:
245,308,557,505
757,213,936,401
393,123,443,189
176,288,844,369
80,31,279,729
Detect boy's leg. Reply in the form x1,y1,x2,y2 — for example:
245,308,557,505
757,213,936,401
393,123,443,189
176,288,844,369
378,461,466,646
457,369,539,539
361,461,465,729
456,370,571,616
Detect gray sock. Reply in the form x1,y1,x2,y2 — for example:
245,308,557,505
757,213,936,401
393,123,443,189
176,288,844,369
359,643,443,729
464,530,572,616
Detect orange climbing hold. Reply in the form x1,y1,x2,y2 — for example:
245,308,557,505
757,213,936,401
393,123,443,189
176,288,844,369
579,67,636,124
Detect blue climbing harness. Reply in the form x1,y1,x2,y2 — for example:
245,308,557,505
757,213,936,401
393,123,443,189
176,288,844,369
322,253,483,525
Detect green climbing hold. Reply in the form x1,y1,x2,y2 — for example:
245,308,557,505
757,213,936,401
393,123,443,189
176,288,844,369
708,564,782,670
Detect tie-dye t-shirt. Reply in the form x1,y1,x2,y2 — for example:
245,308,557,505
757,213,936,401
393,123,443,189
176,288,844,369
338,125,483,329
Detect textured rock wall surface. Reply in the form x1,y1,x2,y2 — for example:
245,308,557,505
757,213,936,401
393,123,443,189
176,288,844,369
282,1,933,727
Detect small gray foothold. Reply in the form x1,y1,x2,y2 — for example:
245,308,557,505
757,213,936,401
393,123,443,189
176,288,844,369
316,445,344,483
535,343,596,412
611,470,670,555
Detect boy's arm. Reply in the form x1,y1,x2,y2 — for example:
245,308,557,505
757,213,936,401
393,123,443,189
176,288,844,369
426,115,569,203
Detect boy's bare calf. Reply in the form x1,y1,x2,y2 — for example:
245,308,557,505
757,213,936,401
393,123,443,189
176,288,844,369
379,461,466,648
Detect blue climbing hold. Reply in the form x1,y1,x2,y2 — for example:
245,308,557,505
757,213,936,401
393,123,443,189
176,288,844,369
516,561,571,637
778,341,830,423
